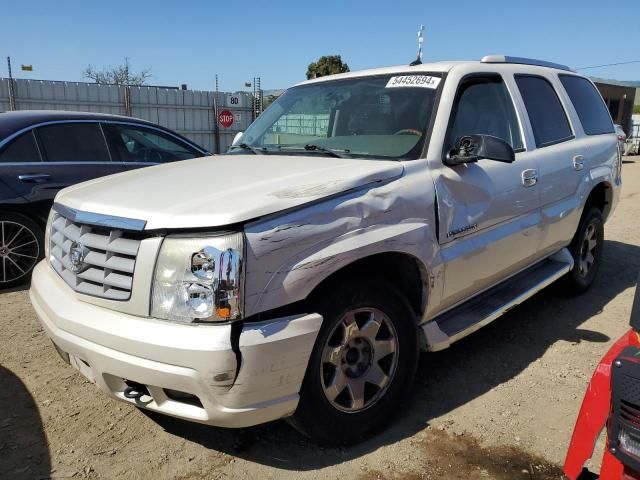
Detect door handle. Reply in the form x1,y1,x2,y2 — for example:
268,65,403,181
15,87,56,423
521,169,538,187
573,155,585,171
18,173,51,183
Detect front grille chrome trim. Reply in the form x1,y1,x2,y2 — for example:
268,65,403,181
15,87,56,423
49,211,142,301
53,203,147,231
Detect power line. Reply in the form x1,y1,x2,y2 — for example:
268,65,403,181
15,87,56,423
575,60,640,71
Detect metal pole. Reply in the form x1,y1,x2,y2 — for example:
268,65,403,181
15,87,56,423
252,76,256,121
7,56,16,111
213,74,220,154
256,76,262,116
124,86,132,116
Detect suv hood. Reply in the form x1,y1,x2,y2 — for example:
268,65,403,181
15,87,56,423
56,154,404,230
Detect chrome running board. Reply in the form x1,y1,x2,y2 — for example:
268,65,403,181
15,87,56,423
422,248,574,351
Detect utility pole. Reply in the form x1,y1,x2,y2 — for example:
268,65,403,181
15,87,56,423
7,56,17,111
213,74,220,154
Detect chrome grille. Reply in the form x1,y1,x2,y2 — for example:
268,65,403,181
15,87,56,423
49,212,141,300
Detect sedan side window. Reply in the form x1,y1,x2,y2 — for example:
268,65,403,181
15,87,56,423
105,125,200,163
38,123,110,162
447,75,524,151
0,131,42,163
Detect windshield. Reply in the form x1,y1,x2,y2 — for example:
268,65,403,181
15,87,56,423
235,73,442,160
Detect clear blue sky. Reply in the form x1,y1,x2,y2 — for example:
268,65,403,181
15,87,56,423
4,0,640,92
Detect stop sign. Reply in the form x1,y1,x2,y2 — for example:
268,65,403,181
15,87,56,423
218,109,234,128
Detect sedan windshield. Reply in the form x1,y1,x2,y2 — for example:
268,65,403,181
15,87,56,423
234,73,442,160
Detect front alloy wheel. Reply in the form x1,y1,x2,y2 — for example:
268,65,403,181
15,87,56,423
291,278,418,445
321,307,399,412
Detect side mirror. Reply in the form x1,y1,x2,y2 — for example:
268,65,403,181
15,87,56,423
232,131,244,145
445,134,515,166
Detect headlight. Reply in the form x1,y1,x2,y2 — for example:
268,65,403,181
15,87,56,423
151,233,244,323
44,209,55,265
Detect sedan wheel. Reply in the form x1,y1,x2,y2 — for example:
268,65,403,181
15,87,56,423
0,215,43,288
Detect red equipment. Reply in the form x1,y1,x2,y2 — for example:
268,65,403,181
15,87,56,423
564,275,640,480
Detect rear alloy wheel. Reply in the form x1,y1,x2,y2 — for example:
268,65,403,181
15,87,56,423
291,278,418,445
564,208,604,294
0,214,43,289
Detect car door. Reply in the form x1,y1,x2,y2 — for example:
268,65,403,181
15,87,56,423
532,74,617,254
102,123,203,171
0,129,46,214
25,122,127,218
432,73,541,312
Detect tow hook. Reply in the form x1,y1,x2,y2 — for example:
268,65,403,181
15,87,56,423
123,381,150,400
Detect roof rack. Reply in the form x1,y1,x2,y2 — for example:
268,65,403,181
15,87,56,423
480,55,573,72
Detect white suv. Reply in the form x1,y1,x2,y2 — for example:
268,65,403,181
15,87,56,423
30,55,621,444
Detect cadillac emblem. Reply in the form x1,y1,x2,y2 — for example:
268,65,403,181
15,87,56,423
69,242,87,273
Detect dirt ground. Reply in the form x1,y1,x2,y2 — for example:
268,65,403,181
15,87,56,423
2,157,640,480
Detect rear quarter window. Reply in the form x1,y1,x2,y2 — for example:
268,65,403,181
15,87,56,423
515,75,573,148
559,75,614,135
0,131,41,163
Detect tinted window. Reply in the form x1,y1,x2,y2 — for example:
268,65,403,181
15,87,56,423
448,75,523,151
38,123,110,162
560,75,614,135
105,124,199,163
515,75,572,147
0,131,41,163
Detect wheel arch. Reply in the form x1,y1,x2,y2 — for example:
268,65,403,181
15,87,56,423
584,181,613,221
306,251,429,322
0,204,47,227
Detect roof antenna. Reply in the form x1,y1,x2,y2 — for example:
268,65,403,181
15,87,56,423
410,25,424,66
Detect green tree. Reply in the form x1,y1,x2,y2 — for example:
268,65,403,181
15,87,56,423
83,58,151,86
306,55,350,80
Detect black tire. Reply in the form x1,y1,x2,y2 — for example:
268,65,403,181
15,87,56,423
563,208,604,294
290,278,419,445
0,212,44,289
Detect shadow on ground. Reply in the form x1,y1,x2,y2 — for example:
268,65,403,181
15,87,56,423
0,283,30,294
148,239,640,471
0,366,50,479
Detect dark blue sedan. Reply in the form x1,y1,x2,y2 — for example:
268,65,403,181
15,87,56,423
0,110,209,288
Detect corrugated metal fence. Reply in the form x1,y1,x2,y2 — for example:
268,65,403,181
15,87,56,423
0,78,256,153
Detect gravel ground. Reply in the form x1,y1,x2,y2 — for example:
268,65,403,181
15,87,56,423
2,157,640,480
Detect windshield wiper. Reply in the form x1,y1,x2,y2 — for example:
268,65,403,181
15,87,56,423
229,143,265,155
304,144,352,159
277,144,352,159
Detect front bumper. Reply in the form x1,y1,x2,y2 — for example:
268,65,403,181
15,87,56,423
30,261,322,428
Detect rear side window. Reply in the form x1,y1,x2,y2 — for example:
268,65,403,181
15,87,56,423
515,75,573,148
38,123,110,162
0,131,41,163
559,75,614,135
